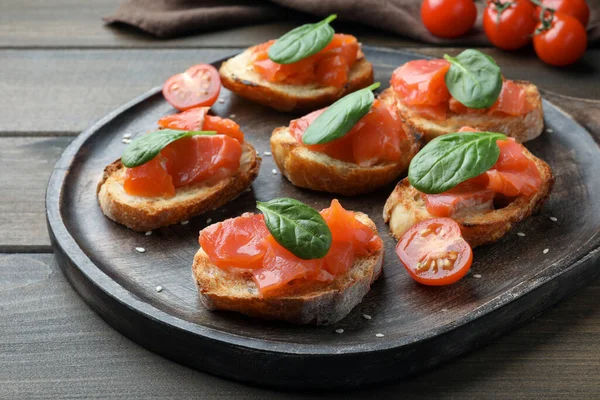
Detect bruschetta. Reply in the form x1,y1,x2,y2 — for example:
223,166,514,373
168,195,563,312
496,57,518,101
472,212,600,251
219,16,373,112
271,89,420,196
98,108,261,232
193,199,383,325
382,52,544,143
383,127,554,247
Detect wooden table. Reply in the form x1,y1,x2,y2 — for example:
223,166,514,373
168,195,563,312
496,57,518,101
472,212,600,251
2,1,599,398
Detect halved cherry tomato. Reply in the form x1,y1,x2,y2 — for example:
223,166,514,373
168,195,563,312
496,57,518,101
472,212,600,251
538,0,589,27
533,12,587,66
163,64,221,111
483,0,538,50
396,218,472,286
421,0,477,39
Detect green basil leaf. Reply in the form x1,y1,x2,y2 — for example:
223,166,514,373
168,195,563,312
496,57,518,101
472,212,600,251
302,82,380,145
256,198,332,260
444,49,503,109
268,14,337,64
121,129,216,168
408,131,506,194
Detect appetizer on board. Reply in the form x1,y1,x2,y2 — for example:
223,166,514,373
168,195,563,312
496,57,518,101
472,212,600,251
98,107,260,232
383,127,554,247
193,198,383,325
379,49,544,143
271,83,420,195
219,15,374,112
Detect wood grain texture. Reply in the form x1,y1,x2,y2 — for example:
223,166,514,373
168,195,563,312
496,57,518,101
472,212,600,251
0,48,598,136
0,0,416,49
1,254,598,398
0,136,72,252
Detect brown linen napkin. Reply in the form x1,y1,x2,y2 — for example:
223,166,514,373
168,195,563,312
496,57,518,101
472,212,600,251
105,0,600,45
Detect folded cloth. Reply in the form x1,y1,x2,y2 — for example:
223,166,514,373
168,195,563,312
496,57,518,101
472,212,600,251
105,0,600,45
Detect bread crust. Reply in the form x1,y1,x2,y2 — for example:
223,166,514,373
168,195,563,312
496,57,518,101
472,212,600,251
97,143,261,232
192,212,383,325
219,46,374,112
380,81,544,143
383,147,554,247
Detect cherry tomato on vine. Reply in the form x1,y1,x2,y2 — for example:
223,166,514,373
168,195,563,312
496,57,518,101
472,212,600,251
162,64,221,111
533,12,587,66
537,0,590,27
483,0,538,50
396,218,473,286
421,0,477,39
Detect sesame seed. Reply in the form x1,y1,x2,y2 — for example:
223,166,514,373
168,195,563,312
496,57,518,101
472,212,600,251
180,220,189,225
549,216,558,222
335,328,344,334
206,218,212,224
123,133,132,139
145,231,152,236
546,128,554,133
272,169,278,175
375,333,385,338
473,274,482,279
135,247,146,253
218,98,225,104
122,138,131,144
517,232,525,237
543,248,549,254
362,314,372,320
229,114,237,119
263,151,272,156
441,308,448,312
156,285,163,292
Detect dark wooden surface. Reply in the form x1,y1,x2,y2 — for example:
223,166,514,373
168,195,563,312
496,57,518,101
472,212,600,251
2,0,600,397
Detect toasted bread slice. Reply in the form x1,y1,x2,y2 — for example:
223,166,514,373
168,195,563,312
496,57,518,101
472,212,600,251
192,212,383,325
383,147,554,247
270,126,419,196
219,46,374,112
379,81,544,143
97,143,261,232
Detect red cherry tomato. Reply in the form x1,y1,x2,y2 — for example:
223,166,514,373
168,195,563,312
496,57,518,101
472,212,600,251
483,0,538,50
538,0,590,27
162,64,221,111
421,0,477,39
533,12,587,66
396,218,473,286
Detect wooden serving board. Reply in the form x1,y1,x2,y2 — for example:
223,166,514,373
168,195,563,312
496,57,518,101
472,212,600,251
46,48,600,389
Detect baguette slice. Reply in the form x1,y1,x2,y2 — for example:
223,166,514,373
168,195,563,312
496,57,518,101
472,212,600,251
270,94,420,196
219,46,374,112
97,143,260,232
380,81,544,143
383,147,554,248
192,212,383,325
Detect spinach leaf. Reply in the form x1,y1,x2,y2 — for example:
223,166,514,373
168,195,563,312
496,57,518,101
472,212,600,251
121,129,216,168
302,82,380,145
256,198,332,260
444,49,503,109
408,131,506,194
268,15,337,64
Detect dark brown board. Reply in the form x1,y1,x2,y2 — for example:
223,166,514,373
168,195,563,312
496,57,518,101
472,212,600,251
46,48,600,389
